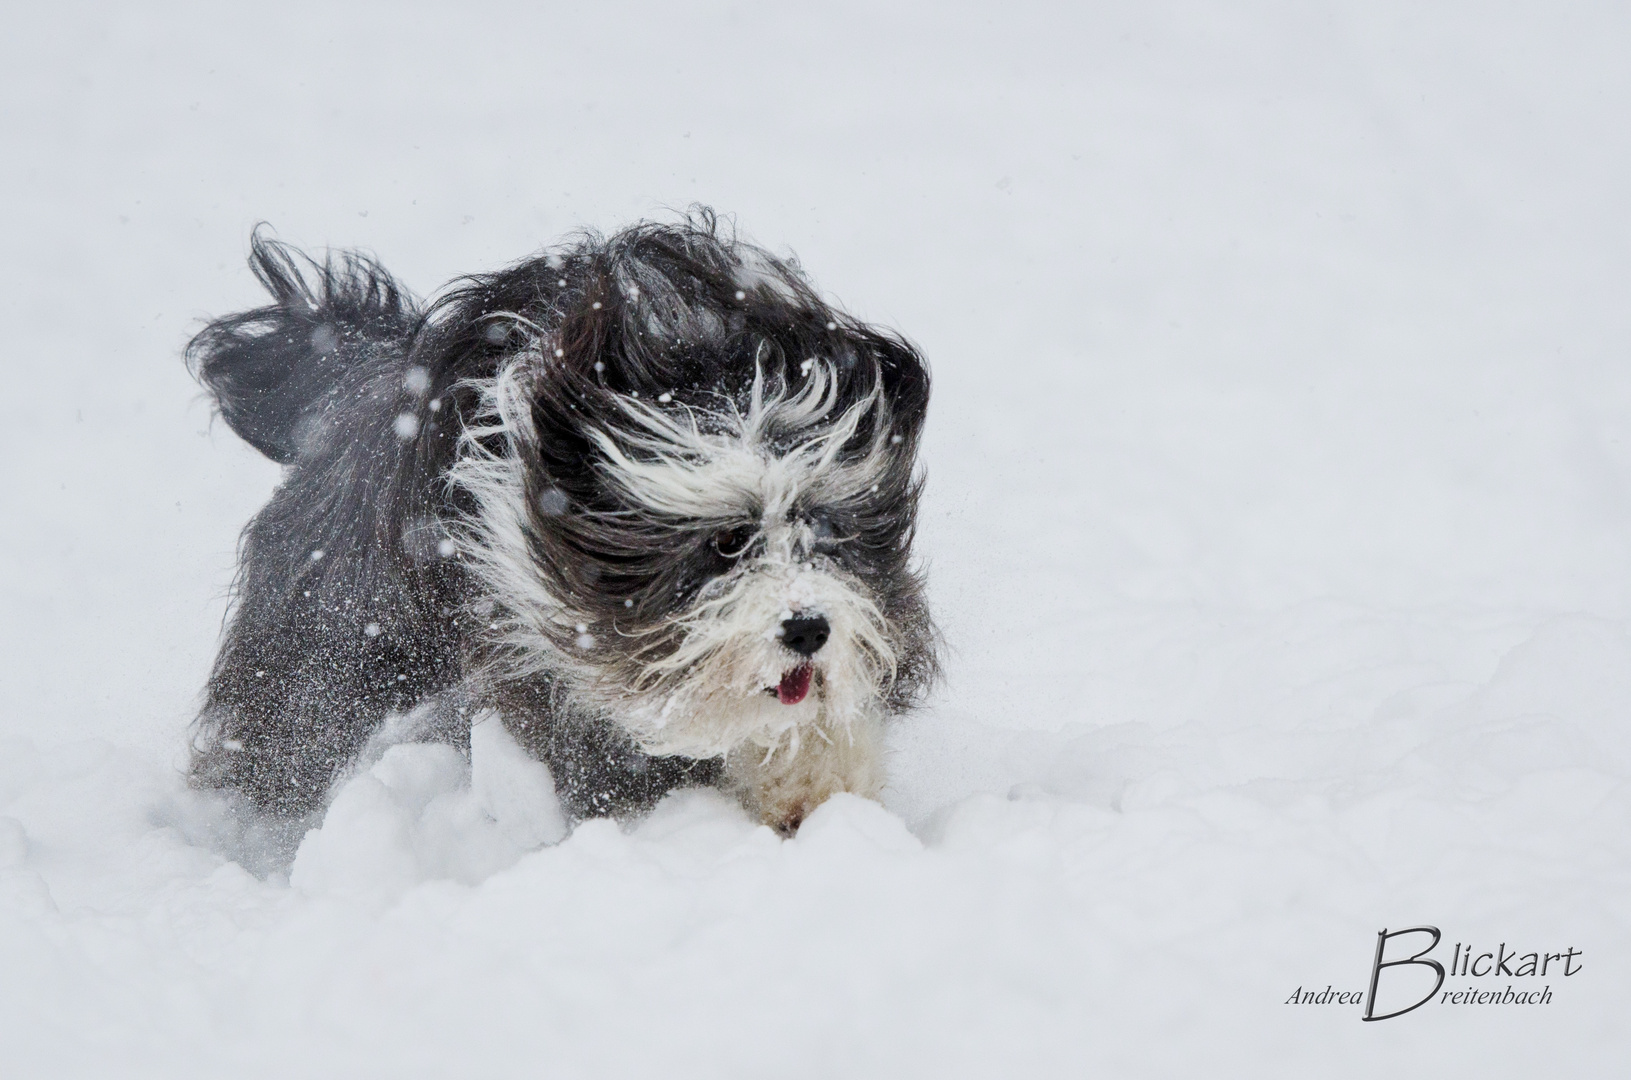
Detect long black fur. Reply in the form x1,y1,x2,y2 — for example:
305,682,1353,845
189,210,934,820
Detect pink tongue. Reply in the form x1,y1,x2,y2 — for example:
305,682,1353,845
777,664,813,705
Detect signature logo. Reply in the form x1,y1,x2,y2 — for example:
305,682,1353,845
1284,926,1583,1020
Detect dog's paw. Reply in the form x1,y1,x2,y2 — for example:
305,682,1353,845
724,712,886,837
761,796,820,837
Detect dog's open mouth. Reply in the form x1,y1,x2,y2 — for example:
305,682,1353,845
774,663,813,705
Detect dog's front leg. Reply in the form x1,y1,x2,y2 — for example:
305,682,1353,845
726,711,885,835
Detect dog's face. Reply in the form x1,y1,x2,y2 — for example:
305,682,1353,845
451,226,936,756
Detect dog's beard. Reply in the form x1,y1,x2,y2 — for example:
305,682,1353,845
452,350,909,760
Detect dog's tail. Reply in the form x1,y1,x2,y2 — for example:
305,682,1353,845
187,229,422,463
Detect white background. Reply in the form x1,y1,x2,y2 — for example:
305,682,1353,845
1,2,1626,1076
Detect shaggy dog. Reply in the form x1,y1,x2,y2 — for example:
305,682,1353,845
188,211,937,834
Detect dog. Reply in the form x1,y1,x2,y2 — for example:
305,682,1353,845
187,210,938,835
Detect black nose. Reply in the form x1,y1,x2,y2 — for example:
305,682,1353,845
779,616,830,657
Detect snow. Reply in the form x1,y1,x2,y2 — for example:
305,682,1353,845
393,412,422,440
3,1,1629,1076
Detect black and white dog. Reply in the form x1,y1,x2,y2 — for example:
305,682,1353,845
188,211,937,834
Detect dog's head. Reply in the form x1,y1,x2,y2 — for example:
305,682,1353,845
450,214,937,756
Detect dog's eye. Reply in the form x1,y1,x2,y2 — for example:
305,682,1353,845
711,525,754,559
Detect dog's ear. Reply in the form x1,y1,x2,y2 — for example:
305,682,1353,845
865,330,932,444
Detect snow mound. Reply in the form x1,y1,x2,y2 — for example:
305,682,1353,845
289,718,568,901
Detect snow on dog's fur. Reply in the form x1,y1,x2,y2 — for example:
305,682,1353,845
186,209,937,833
